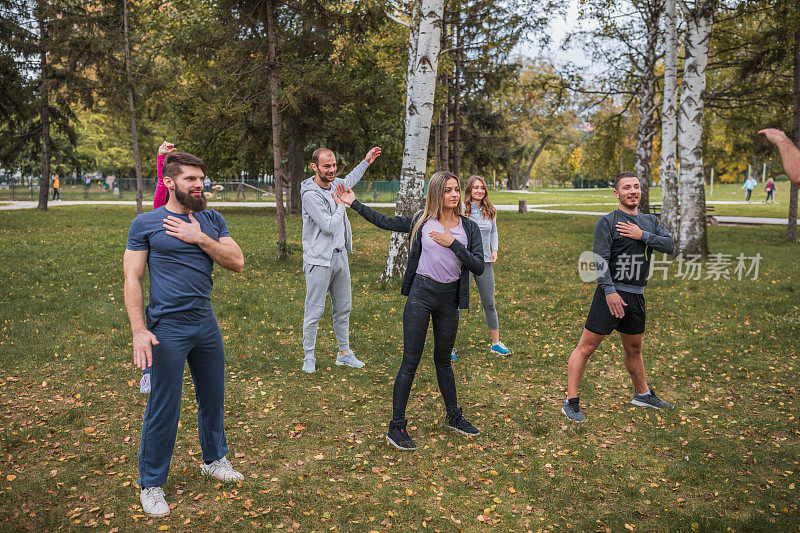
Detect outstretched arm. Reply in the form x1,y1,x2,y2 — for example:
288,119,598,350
153,141,175,208
334,184,413,233
760,129,800,186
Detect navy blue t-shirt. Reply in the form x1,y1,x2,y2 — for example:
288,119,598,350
126,206,230,328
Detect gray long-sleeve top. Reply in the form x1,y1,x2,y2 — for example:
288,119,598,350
466,202,498,262
593,209,675,295
300,160,370,266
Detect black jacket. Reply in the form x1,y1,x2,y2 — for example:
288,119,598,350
351,200,485,309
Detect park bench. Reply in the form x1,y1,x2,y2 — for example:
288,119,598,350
650,203,715,215
651,203,717,224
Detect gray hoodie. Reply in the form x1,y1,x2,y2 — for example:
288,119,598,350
301,160,370,266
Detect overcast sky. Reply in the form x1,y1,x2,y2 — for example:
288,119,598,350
513,0,595,71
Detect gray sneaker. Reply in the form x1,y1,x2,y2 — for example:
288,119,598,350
631,389,673,409
335,350,365,368
562,397,587,422
302,357,316,374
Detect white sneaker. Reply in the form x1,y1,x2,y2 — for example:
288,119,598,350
140,486,170,517
302,357,316,373
139,373,151,394
201,456,244,483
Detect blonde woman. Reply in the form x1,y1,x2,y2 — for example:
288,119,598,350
457,175,510,357
333,172,485,451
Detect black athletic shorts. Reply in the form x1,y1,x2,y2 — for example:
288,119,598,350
584,286,646,335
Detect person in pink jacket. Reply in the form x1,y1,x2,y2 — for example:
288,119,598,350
139,141,177,394
152,141,177,210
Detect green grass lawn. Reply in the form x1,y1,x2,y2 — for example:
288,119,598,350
0,205,798,531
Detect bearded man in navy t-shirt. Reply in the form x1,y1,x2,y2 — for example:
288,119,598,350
123,152,245,517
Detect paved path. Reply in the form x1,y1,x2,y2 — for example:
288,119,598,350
1,200,796,226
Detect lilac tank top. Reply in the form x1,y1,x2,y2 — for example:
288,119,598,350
416,218,468,283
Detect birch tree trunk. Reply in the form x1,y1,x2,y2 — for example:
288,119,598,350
266,0,287,259
660,0,679,236
677,0,715,257
787,26,799,243
634,0,662,214
381,0,444,281
123,0,144,214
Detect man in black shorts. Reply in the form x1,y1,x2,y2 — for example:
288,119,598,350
562,172,676,422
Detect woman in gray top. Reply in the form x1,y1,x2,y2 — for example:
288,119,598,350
457,175,510,357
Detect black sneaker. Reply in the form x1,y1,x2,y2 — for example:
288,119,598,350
562,397,587,422
445,407,480,436
631,389,673,409
386,419,417,451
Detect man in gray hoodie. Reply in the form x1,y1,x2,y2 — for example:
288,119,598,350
301,146,381,373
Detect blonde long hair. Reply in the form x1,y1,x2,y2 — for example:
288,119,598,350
463,175,496,223
410,171,463,243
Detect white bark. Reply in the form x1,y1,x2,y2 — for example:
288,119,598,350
382,0,444,281
660,0,679,236
677,0,715,256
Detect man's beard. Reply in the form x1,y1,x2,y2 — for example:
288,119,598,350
174,187,207,211
316,171,335,183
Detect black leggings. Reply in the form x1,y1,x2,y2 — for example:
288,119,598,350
393,275,460,421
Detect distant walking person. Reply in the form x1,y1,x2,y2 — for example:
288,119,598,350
139,140,178,395
742,176,757,202
124,151,246,517
765,177,775,203
300,146,382,373
51,174,60,201
760,128,800,186
334,171,485,451
562,172,675,423
454,175,509,359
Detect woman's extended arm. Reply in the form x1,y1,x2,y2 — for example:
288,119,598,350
334,184,413,233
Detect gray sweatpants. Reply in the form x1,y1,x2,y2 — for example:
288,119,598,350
302,250,351,359
467,262,499,330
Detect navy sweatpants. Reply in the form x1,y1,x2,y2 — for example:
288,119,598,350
138,315,229,487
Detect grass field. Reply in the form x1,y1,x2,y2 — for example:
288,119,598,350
0,205,798,531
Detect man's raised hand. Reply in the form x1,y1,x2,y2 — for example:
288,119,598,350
333,183,355,206
163,214,205,244
158,141,176,156
365,147,382,164
759,128,791,147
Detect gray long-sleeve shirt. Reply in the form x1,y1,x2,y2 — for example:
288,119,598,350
301,160,370,266
593,209,675,295
466,202,498,261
